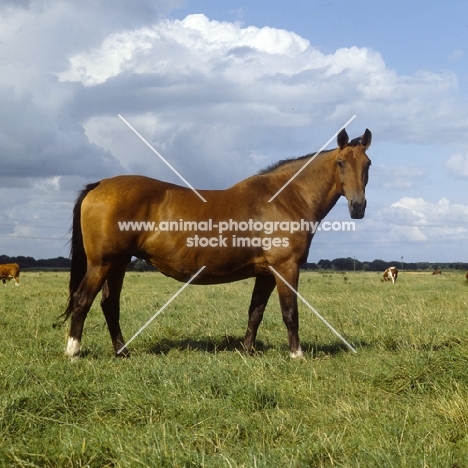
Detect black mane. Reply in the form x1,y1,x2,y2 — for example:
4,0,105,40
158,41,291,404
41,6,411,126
258,153,315,175
258,136,363,175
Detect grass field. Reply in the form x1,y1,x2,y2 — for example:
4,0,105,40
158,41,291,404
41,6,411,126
1,270,468,467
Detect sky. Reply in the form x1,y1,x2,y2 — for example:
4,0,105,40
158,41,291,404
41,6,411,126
0,0,467,264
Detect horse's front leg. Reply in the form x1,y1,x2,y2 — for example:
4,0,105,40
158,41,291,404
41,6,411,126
273,266,303,358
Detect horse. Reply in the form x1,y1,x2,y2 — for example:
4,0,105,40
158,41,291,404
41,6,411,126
0,263,20,286
61,128,372,358
432,269,441,275
382,266,398,283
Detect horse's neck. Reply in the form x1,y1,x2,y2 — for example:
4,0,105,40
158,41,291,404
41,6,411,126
283,151,341,221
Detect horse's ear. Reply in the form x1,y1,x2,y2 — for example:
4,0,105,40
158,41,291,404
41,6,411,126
337,129,348,149
361,129,372,149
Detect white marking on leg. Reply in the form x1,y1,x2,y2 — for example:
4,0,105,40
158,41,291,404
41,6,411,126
65,337,81,357
290,347,304,359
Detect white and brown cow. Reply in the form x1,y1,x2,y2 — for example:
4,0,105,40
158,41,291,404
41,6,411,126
0,263,20,286
382,266,398,283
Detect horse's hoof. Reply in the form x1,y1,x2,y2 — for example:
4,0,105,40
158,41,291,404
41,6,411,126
115,348,130,358
290,348,305,359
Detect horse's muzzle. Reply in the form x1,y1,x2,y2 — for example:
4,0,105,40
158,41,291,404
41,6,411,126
349,199,366,219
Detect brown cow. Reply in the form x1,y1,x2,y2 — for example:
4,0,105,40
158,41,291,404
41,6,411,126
466,271,468,282
0,263,20,286
432,269,441,275
382,266,398,283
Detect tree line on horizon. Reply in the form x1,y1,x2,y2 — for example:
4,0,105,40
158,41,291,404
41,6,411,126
1,255,467,272
301,257,468,272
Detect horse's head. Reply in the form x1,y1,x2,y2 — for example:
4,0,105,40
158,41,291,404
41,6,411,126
335,128,372,219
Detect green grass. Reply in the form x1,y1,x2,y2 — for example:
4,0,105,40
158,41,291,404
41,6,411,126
1,270,468,467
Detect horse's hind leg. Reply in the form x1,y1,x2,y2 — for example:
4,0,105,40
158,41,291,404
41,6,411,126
243,274,276,353
100,260,130,357
65,266,110,357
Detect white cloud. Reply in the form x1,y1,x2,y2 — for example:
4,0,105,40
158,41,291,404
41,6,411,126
390,197,468,223
58,28,159,87
53,13,468,193
445,153,468,179
382,197,468,242
58,14,468,151
58,14,312,87
362,197,468,248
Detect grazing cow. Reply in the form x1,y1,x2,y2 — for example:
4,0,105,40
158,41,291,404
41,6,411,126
382,266,398,283
432,269,441,275
466,271,468,282
0,263,20,286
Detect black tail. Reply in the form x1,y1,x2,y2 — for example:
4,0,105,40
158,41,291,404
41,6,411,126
61,181,101,321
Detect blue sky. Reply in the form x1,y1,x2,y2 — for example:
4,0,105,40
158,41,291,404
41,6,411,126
0,0,467,263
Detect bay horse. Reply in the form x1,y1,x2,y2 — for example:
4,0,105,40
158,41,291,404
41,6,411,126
62,128,372,358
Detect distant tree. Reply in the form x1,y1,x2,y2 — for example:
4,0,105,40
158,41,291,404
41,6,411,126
332,257,357,271
369,259,388,272
318,259,333,270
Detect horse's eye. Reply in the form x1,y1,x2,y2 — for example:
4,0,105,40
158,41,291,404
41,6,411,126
337,159,345,169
